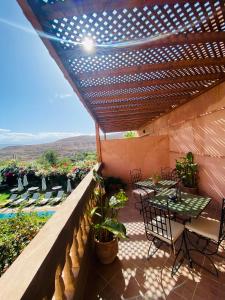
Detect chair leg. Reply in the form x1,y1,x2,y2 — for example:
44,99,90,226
183,231,193,268
147,237,162,259
171,232,193,276
186,231,220,277
171,235,184,276
188,248,219,277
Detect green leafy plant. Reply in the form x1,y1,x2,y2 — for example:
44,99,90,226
176,152,198,188
90,170,128,242
104,176,126,193
0,211,50,276
39,150,59,166
123,131,136,138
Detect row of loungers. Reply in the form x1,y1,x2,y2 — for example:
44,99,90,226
6,191,64,207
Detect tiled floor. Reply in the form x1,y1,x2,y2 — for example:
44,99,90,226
84,189,225,300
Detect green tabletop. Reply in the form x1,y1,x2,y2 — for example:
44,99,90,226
135,179,177,190
148,188,211,219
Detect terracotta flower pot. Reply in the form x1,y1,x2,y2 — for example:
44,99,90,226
152,179,159,185
182,186,198,195
95,238,118,264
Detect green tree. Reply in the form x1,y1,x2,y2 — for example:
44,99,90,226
73,151,96,162
40,150,58,166
123,131,136,138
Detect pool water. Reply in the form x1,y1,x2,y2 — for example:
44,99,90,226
0,211,55,219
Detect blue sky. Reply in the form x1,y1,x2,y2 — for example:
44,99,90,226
0,1,95,145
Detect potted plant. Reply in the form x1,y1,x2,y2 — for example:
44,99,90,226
175,152,198,194
90,170,128,264
104,176,126,194
152,173,161,185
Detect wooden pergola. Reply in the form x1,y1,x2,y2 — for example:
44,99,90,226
18,0,225,132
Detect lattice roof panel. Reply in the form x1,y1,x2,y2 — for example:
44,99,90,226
18,0,225,132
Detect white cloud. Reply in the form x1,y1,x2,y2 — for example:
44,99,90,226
54,93,73,99
0,129,88,145
48,93,73,104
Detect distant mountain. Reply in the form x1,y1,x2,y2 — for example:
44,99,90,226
0,144,16,149
0,133,123,160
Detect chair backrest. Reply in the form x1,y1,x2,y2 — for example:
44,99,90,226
32,193,40,200
45,191,52,199
22,193,29,200
140,196,173,243
57,190,64,198
219,198,225,242
170,169,179,182
130,168,142,184
9,194,17,201
161,167,173,180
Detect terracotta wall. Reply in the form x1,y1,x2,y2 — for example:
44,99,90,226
138,81,225,202
101,135,169,183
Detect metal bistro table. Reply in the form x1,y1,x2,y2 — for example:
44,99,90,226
148,188,211,219
135,179,178,191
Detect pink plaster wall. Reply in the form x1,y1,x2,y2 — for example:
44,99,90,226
101,135,169,183
138,81,225,201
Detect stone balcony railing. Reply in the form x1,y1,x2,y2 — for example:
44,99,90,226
0,163,101,300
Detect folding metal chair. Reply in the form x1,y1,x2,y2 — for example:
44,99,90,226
130,168,142,186
160,167,173,180
141,196,190,275
185,198,225,276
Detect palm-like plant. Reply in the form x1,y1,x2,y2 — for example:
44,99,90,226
90,170,128,242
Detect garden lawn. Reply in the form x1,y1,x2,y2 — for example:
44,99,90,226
0,193,10,204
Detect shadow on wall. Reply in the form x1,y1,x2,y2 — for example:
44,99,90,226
170,111,225,201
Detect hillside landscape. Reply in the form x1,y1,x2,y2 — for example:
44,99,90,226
0,135,96,160
0,133,123,160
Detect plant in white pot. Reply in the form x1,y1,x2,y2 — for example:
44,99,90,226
90,170,128,264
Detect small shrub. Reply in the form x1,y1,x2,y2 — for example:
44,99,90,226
0,212,50,276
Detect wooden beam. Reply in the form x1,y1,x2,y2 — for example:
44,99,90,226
93,96,185,111
96,106,170,114
95,103,180,115
64,32,225,58
83,73,223,94
90,87,200,103
97,110,162,119
79,58,225,80
41,0,199,21
92,95,184,105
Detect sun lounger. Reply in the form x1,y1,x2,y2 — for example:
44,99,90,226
26,192,40,206
38,192,52,206
9,194,18,202
51,190,64,205
11,193,29,207
1,194,18,208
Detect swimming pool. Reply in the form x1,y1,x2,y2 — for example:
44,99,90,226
0,211,55,219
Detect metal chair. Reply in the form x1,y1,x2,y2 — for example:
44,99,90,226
133,187,155,213
160,167,173,180
170,168,180,182
141,196,190,275
130,168,142,186
185,198,225,276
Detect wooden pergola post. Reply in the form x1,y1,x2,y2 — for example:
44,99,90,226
95,123,102,163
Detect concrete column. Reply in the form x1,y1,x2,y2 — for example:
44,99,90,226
95,123,102,163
